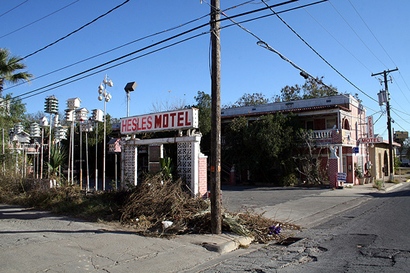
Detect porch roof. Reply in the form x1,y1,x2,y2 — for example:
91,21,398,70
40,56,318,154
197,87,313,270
221,103,350,120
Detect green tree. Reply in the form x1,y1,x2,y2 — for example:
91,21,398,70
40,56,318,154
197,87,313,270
301,76,338,99
47,145,67,182
280,76,338,101
0,48,32,148
293,129,329,185
187,91,212,155
280,84,302,101
223,114,298,184
193,91,211,135
0,48,33,96
233,93,269,107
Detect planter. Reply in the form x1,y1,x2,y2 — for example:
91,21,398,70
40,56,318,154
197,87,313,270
358,178,365,185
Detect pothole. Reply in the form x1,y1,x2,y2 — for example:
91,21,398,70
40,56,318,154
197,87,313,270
276,237,304,246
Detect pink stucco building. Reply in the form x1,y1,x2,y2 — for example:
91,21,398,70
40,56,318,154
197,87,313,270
221,94,380,187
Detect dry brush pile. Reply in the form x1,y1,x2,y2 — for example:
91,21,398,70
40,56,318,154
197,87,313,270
120,174,301,243
0,173,301,244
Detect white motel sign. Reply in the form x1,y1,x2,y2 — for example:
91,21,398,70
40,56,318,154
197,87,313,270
120,108,199,135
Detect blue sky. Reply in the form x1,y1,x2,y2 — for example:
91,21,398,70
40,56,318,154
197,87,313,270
1,0,409,139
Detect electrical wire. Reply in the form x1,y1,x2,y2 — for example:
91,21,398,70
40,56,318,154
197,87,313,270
17,31,210,101
5,0,294,93
15,0,130,62
205,0,329,85
304,9,373,73
346,0,410,106
0,0,29,19
4,1,211,93
346,0,395,70
8,0,299,100
207,0,382,127
390,109,409,130
328,0,387,69
260,0,378,104
0,0,79,40
391,107,410,117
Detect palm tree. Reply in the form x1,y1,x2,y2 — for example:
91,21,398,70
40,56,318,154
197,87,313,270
47,145,67,185
0,48,33,97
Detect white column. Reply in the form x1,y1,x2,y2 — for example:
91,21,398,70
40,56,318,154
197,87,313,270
338,145,343,172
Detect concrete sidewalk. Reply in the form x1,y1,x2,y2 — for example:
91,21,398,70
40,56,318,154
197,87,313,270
0,182,407,273
253,181,405,229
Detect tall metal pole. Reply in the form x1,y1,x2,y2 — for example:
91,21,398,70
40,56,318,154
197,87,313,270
2,129,4,173
126,92,130,117
79,121,83,189
40,127,44,179
372,68,398,181
67,125,71,184
71,120,75,184
115,153,118,190
48,114,52,177
210,0,222,234
103,98,107,191
95,122,98,190
86,127,90,192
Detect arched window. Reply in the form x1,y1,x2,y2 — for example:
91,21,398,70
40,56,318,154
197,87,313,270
343,118,350,130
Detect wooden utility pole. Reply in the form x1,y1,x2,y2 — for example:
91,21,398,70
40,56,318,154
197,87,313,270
372,68,398,181
210,0,222,234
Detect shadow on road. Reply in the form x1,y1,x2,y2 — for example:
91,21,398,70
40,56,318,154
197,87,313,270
361,188,410,198
221,185,329,192
0,204,136,235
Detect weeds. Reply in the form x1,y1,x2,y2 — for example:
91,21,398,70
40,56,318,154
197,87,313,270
1,173,300,244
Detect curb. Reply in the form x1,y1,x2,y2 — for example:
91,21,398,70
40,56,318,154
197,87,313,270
383,182,405,192
201,234,253,254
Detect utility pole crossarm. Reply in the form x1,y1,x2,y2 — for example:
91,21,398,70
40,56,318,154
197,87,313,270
371,67,398,77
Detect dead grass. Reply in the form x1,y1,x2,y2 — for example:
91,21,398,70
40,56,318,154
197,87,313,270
1,174,300,244
120,174,300,243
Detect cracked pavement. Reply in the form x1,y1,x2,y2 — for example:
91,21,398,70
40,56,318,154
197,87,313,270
195,183,410,272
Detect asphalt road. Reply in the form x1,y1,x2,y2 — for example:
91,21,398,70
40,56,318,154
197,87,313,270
1,183,407,272
200,183,410,272
221,185,328,213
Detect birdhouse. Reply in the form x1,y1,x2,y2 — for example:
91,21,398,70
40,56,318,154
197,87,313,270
108,138,121,153
66,97,81,110
75,107,89,122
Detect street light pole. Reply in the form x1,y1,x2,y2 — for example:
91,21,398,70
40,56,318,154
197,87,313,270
95,122,98,189
91,109,103,190
44,96,58,178
98,75,113,191
39,116,49,180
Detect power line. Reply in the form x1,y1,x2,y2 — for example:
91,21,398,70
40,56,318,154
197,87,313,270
346,0,410,104
0,0,79,40
6,0,294,93
9,0,301,99
17,32,210,101
261,0,378,104
16,0,130,62
4,1,211,93
304,9,373,73
328,0,387,69
346,0,395,69
391,107,410,117
0,0,29,19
